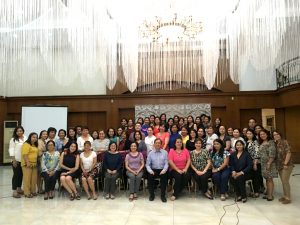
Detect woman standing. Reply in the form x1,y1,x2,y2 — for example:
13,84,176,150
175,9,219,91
168,138,191,201
60,142,81,200
21,132,39,198
153,117,161,135
273,131,294,204
186,129,197,151
91,130,99,140
230,129,245,153
190,139,212,199
206,126,218,152
259,129,277,201
55,129,68,153
219,126,231,152
80,141,97,200
9,126,26,198
37,130,48,193
107,128,120,148
125,142,144,201
134,131,147,157
103,143,122,199
41,140,60,200
155,124,170,151
169,124,181,150
77,126,93,153
180,126,189,148
126,119,135,136
145,127,156,155
245,129,262,198
64,127,77,150
211,139,231,201
197,127,207,149
230,140,253,203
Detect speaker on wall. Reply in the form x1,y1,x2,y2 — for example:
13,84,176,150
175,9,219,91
3,121,18,163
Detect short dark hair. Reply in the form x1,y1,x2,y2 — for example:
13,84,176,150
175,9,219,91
258,129,271,144
58,129,66,136
47,127,57,135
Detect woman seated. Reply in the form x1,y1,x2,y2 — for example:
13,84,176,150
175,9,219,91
211,139,231,201
80,141,97,200
125,142,144,201
41,140,60,200
168,138,191,201
103,142,122,199
60,142,80,200
230,140,252,203
190,138,213,199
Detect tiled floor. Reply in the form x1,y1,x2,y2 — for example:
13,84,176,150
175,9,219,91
0,165,299,225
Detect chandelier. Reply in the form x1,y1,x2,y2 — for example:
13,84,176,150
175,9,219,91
139,13,202,43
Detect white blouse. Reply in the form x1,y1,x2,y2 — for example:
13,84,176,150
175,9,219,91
8,136,27,162
77,136,93,152
80,151,96,171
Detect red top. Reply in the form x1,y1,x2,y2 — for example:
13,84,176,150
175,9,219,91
155,132,170,151
168,148,190,170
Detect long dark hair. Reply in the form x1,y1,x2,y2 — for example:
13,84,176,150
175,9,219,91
39,130,47,139
65,142,78,155
25,132,38,147
12,126,25,142
212,139,225,158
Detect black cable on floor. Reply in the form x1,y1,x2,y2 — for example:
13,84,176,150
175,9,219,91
218,201,240,225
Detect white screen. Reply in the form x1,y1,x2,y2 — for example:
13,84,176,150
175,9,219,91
21,106,68,137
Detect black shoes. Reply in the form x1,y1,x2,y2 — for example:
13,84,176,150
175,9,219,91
161,196,167,203
149,195,155,201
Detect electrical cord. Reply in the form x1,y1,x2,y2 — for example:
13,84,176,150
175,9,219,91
218,201,240,225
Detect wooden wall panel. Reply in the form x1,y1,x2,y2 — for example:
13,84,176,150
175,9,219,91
119,108,135,123
68,113,87,128
240,109,262,129
87,112,107,131
211,107,227,126
284,106,300,163
275,108,286,135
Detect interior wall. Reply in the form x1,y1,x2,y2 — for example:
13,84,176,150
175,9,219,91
284,106,300,163
1,85,300,163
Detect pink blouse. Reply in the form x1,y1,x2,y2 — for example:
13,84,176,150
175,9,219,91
168,148,190,170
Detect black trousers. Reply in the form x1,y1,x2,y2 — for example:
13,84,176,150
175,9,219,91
12,162,23,190
249,164,262,193
148,169,168,197
192,170,212,193
231,172,251,199
171,170,189,198
41,171,58,192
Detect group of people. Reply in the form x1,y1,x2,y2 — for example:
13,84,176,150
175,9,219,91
8,114,294,204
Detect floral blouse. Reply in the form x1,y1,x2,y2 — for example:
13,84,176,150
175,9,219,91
246,140,260,161
41,151,60,172
276,139,293,170
211,150,230,168
191,149,210,171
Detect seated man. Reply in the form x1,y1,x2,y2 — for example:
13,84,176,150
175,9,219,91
146,138,169,202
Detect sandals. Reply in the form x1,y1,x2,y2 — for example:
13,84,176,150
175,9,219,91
25,194,33,198
133,193,138,200
105,194,110,200
204,192,213,200
93,194,98,200
69,193,75,201
13,192,21,198
75,193,81,200
110,195,115,200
